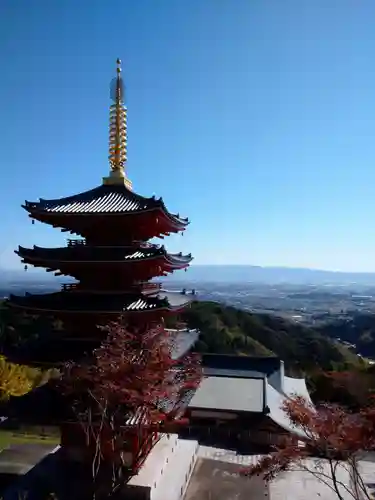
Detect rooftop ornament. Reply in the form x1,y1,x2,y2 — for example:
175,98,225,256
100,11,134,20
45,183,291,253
103,58,132,190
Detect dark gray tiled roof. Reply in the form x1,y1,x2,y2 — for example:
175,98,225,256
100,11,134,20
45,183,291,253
168,328,199,360
188,376,265,413
24,185,155,214
201,354,281,376
16,244,193,266
22,184,188,226
8,291,191,314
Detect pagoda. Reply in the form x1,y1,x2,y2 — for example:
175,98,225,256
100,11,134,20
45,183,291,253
8,59,193,366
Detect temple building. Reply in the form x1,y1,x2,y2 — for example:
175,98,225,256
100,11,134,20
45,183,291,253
1,353,316,500
181,355,310,450
8,58,193,367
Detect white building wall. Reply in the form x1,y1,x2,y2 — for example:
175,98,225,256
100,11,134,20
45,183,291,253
268,361,285,394
153,438,198,500
125,434,199,500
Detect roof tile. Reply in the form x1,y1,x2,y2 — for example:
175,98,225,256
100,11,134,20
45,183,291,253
23,184,188,226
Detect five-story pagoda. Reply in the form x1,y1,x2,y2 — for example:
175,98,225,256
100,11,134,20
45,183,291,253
8,59,193,365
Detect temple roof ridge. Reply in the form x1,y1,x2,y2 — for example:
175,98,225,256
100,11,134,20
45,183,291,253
22,183,189,225
23,183,159,210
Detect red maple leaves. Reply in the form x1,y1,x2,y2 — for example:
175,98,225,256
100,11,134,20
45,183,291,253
59,320,201,461
241,396,375,499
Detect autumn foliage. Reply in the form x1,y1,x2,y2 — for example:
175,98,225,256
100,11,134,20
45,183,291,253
0,355,55,401
61,320,200,424
241,396,375,499
59,320,201,494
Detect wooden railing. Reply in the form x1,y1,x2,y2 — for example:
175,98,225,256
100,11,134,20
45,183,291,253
67,239,86,247
61,282,162,293
61,283,79,291
66,239,162,250
141,282,161,292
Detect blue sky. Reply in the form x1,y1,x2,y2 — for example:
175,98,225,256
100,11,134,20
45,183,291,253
1,0,375,272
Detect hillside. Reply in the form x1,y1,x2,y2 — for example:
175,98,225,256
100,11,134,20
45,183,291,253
318,312,375,359
0,299,361,372
180,301,361,372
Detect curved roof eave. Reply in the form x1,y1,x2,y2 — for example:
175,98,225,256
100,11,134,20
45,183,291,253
164,254,193,266
159,202,189,227
266,382,310,440
8,291,192,314
21,185,189,225
16,246,191,266
23,184,158,209
7,303,183,315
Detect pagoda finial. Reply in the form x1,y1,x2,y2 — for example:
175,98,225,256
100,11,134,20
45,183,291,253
103,58,132,189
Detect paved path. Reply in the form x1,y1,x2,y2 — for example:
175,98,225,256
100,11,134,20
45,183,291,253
184,455,268,500
0,443,60,475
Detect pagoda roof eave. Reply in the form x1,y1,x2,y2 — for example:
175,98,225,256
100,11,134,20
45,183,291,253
7,291,192,315
22,184,189,228
7,304,187,315
22,184,157,212
158,200,189,228
16,245,193,267
166,253,194,266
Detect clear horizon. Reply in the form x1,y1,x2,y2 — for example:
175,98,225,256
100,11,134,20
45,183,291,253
5,263,375,276
1,1,375,273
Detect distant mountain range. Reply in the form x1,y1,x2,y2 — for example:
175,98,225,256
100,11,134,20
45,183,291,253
2,265,375,287
166,265,375,286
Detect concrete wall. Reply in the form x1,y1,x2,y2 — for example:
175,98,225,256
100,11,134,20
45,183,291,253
125,434,199,500
153,438,198,500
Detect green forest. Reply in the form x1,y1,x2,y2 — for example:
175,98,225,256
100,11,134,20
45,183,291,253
0,298,366,373
318,312,375,358
179,301,375,407
180,301,361,372
2,297,375,407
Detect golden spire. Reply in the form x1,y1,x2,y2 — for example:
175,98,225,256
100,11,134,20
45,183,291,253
103,58,132,189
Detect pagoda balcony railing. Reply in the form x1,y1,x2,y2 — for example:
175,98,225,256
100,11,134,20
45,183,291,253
61,283,80,291
141,282,162,293
138,241,160,249
61,282,162,293
67,239,86,247
66,239,161,249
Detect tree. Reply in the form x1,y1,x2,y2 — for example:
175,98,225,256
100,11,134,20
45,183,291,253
0,355,54,401
241,396,375,500
59,320,201,499
310,369,375,410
